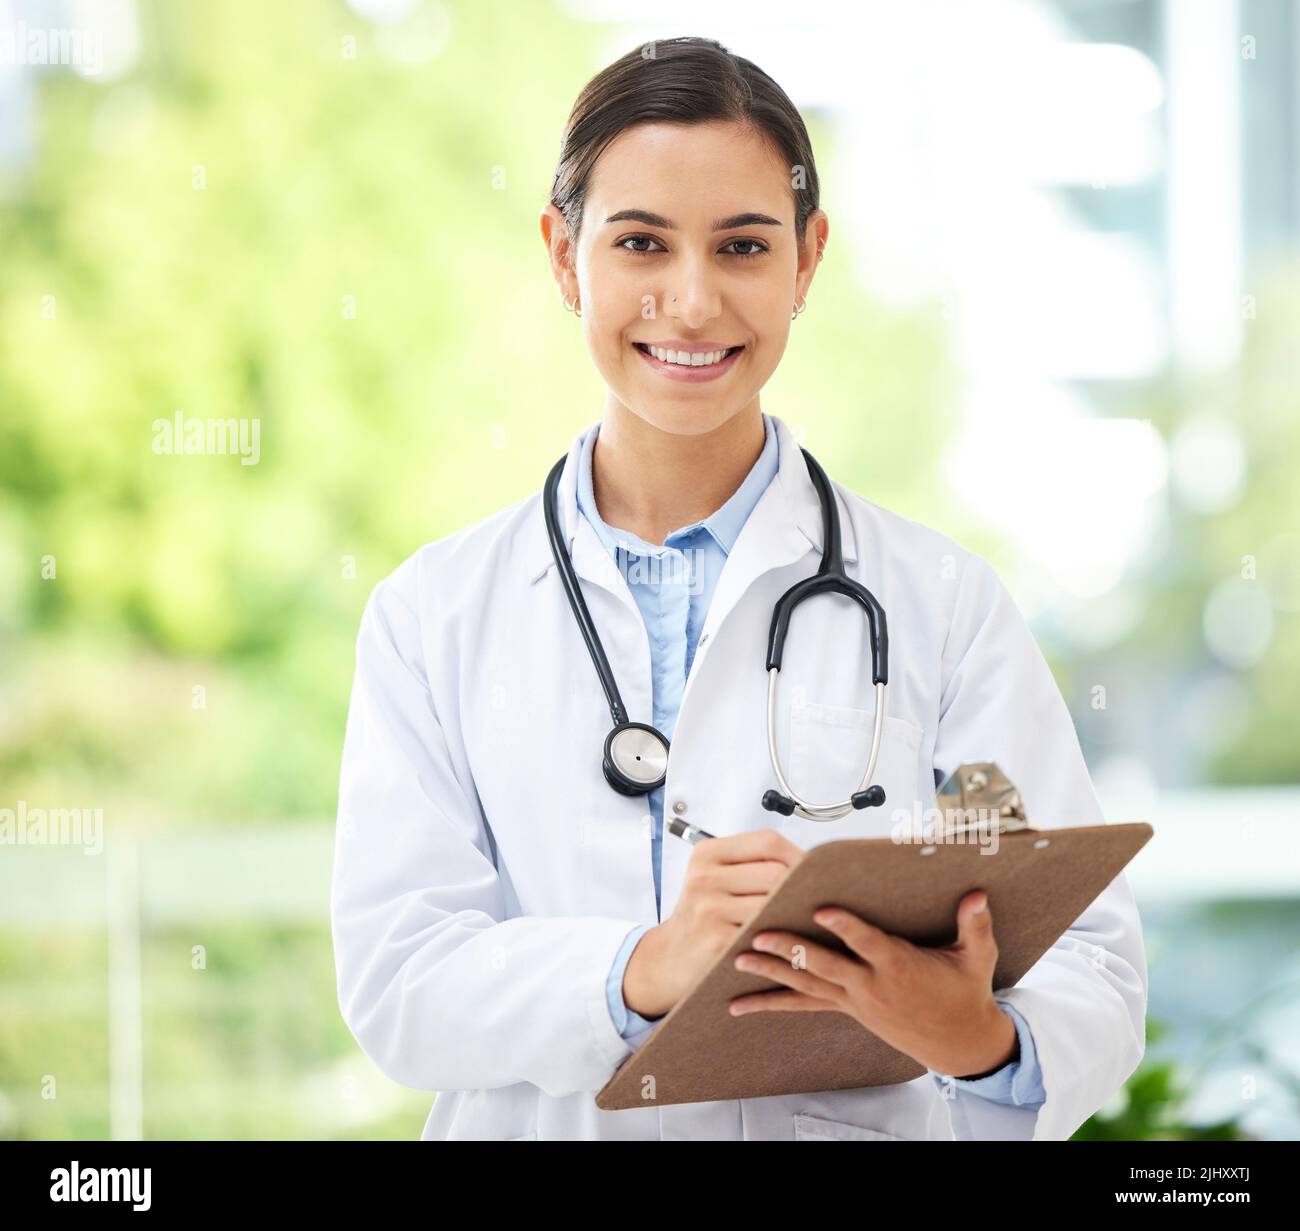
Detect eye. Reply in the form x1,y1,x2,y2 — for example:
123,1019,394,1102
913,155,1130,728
617,234,667,256
722,238,770,260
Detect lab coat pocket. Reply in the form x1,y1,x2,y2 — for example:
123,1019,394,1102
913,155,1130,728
793,1113,905,1142
787,704,924,838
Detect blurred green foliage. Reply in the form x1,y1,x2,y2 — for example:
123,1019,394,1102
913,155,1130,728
0,0,954,827
0,925,429,1138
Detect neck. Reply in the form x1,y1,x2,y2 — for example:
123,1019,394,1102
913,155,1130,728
591,405,766,546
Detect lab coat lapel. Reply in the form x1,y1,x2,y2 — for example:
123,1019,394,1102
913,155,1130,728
657,417,863,922
650,455,811,927
524,429,658,915
549,428,643,618
691,415,859,678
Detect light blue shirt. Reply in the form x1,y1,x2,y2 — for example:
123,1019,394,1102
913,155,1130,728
576,413,1045,1109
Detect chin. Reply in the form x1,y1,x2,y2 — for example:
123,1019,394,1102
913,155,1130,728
618,401,750,438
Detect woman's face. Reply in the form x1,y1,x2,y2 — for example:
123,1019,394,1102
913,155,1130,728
543,119,827,438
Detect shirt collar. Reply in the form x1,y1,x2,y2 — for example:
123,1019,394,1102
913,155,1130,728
575,413,779,556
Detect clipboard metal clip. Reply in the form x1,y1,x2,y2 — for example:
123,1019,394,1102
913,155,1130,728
935,762,1031,838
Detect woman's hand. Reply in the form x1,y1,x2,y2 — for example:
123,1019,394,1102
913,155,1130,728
623,829,804,1021
726,890,1018,1079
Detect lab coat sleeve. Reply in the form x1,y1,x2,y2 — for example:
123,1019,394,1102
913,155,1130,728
929,552,1148,1141
331,572,648,1096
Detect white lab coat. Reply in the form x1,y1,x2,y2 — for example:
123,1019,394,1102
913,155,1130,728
331,414,1147,1141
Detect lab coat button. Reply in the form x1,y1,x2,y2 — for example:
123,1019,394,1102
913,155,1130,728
672,800,687,815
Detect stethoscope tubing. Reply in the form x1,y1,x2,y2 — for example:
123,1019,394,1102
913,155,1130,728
544,455,631,729
763,448,890,820
544,441,889,819
767,675,887,819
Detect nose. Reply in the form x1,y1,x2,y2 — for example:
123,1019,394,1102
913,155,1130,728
662,258,722,328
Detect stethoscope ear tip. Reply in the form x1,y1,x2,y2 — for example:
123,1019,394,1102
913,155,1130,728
851,785,887,810
761,790,797,816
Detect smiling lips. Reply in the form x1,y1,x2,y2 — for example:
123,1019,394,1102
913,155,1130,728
632,341,745,381
634,342,743,367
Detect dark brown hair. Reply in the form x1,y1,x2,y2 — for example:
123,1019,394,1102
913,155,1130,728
549,36,820,262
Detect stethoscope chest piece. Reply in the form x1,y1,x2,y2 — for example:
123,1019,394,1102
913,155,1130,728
544,453,673,800
604,722,670,795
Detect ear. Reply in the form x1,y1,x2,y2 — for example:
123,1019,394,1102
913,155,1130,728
795,207,830,301
539,204,578,301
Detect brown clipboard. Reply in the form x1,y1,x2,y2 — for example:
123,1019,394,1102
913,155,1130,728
595,820,1153,1111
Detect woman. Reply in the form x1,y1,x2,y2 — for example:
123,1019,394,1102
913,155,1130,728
331,36,1147,1142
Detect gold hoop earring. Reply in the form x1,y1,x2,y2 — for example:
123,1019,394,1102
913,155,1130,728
792,298,807,320
563,294,582,317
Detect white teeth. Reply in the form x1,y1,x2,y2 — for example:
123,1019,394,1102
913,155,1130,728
647,346,731,366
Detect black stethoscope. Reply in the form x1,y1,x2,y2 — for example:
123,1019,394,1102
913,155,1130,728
543,445,890,821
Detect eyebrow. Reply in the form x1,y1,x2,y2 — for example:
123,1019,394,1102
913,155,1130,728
603,209,783,231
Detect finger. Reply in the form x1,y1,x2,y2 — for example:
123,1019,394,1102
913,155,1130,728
715,893,774,926
732,950,843,1003
813,906,900,966
728,988,841,1015
953,890,996,957
744,929,865,990
698,828,805,869
693,858,797,896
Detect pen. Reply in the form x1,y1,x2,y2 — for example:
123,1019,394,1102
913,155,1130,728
665,816,716,844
